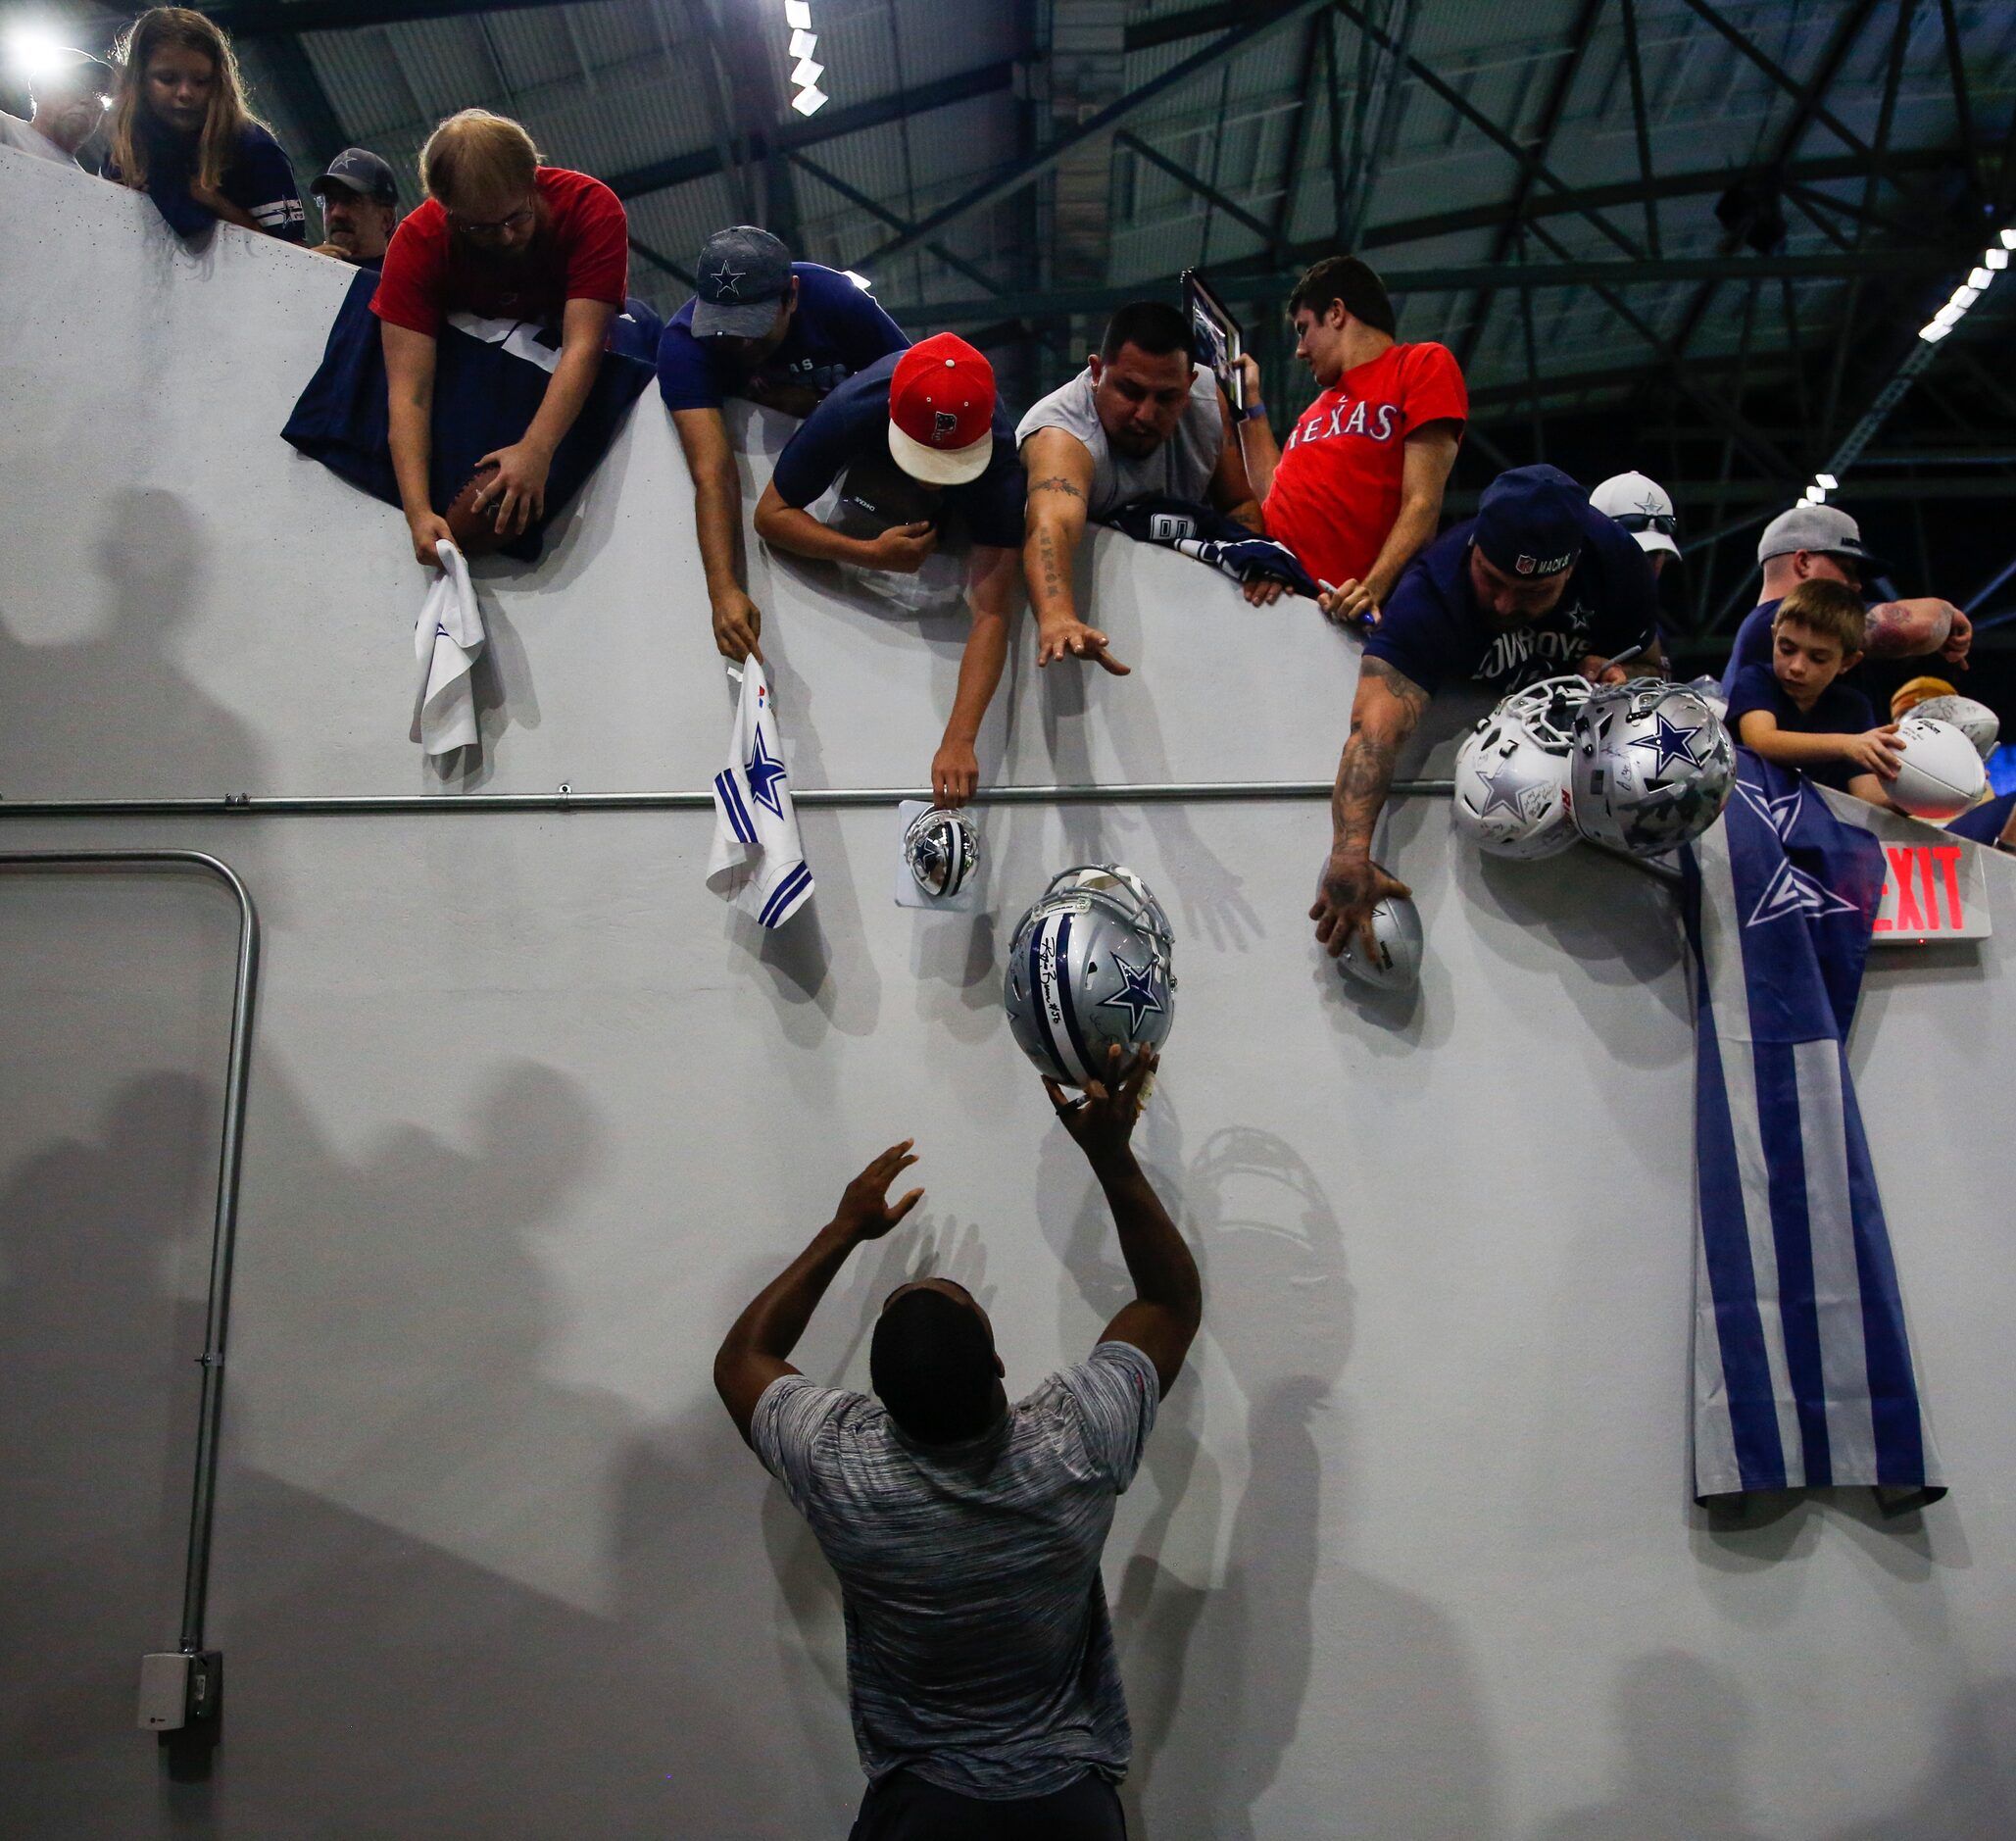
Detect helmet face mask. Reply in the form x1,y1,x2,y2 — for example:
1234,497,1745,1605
1003,864,1176,1087
1569,678,1735,858
1451,673,1591,861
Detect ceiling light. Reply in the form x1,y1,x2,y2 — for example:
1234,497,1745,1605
1950,283,1981,309
791,84,827,115
2002,228,2016,250
1968,266,1992,290
1988,248,2009,271
1815,473,1838,491
1919,321,1952,342
789,28,817,58
5,25,68,79
784,0,811,26
791,57,823,88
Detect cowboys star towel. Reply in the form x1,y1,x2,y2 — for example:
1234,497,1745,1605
1681,751,1942,1508
411,539,484,757
708,660,814,928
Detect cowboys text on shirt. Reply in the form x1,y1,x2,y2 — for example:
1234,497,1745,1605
1473,594,1602,688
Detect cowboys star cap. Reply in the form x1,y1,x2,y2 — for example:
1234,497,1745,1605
1473,464,1588,580
691,224,793,337
1756,503,1882,572
311,147,398,206
887,333,997,487
1591,470,1680,559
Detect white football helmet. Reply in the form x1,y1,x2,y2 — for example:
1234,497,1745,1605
1004,865,1176,1087
1451,674,1591,861
903,806,980,899
1571,677,1735,858
1338,894,1423,992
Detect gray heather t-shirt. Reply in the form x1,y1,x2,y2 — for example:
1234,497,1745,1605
1016,365,1223,520
752,1339,1159,1799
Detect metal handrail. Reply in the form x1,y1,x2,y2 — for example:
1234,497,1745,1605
0,850,259,1658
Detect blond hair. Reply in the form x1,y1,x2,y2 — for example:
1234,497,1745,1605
420,110,541,207
1774,578,1867,655
109,8,267,195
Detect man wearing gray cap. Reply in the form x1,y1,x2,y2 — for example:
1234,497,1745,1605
0,46,114,170
1719,503,1972,695
657,224,910,663
307,146,401,267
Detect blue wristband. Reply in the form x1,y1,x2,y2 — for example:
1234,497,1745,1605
1243,400,1268,423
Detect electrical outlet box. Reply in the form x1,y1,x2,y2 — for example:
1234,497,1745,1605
137,1651,221,1731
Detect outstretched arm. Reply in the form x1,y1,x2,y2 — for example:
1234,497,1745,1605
932,542,1021,807
713,1141,923,1445
1022,427,1129,674
477,296,618,538
672,407,764,664
1311,659,1426,961
1322,423,1461,626
1045,1046,1200,1396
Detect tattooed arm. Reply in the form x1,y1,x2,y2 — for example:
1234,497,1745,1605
1022,427,1129,674
1863,597,1971,670
1310,659,1428,961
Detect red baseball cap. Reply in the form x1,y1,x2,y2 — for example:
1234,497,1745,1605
887,333,997,486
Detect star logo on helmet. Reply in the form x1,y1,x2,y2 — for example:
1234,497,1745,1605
709,262,744,299
1475,757,1536,821
1098,954,1164,1029
1630,711,1705,776
745,729,788,819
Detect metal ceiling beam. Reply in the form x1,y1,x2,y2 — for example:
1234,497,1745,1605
1115,132,1276,248
1671,0,1874,159
214,0,582,33
846,0,1331,274
789,153,1004,297
251,35,347,180
1123,3,1250,53
1618,0,1661,257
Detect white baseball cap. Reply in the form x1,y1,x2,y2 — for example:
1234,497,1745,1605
1591,471,1680,558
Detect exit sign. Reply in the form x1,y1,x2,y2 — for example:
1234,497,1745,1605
1871,840,1992,942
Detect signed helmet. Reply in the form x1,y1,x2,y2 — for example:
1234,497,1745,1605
903,806,980,899
1003,865,1175,1087
1570,678,1735,858
1451,674,1591,861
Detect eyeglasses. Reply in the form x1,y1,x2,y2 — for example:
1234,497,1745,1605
1612,511,1679,535
449,205,534,242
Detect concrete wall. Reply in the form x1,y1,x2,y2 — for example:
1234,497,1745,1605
3,150,2014,1839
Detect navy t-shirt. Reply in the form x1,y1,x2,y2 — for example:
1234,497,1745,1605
1365,501,1657,696
109,119,304,241
1948,790,2014,846
1724,663,1876,792
767,351,1026,550
656,262,908,414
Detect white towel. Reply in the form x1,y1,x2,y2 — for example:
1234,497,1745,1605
411,539,485,757
707,660,814,928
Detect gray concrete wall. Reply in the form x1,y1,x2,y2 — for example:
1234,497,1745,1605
3,149,2013,1838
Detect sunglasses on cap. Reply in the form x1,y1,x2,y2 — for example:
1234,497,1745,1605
1612,511,1679,535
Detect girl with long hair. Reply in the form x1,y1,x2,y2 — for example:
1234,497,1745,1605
105,8,304,242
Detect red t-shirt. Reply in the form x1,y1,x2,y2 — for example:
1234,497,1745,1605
1261,341,1468,589
370,167,628,337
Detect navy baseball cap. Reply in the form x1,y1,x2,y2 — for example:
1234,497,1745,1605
1473,464,1589,579
692,225,793,337
312,148,398,206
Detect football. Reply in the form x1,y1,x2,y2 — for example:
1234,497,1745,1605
1888,716,1988,821
1909,695,2000,762
1338,894,1423,992
444,462,506,555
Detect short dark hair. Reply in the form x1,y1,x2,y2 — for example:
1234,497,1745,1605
1287,255,1396,337
1775,578,1867,654
870,1286,1000,1445
1100,299,1192,364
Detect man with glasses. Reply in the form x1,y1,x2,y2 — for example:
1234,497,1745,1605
372,109,629,565
0,45,114,170
1592,472,1681,579
1718,505,1972,696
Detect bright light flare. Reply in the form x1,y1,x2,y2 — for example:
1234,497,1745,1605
6,25,70,81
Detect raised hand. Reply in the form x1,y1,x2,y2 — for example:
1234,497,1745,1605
832,1140,925,1243
1043,1043,1156,1165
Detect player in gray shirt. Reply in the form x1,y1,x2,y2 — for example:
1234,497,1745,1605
714,1045,1200,1838
1017,300,1269,677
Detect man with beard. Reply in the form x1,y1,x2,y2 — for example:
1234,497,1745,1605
307,146,400,267
371,109,628,565
1017,300,1267,672
0,45,114,169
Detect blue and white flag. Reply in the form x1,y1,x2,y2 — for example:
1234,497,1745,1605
708,660,814,930
1681,751,1942,1506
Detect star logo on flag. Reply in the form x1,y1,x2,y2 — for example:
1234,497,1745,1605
1630,712,1705,776
1475,757,1535,821
1732,776,1805,840
745,729,788,819
709,262,744,298
1746,857,1862,927
1098,954,1165,1029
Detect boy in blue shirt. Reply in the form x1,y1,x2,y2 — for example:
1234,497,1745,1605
657,225,909,665
1725,578,1902,806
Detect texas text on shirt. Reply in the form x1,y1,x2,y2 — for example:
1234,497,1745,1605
656,261,909,415
1367,500,1657,697
370,167,627,336
1723,665,1878,794
768,351,1026,550
109,119,305,241
1262,340,1467,589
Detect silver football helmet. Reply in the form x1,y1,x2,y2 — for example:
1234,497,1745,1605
904,806,980,899
1451,674,1591,861
1003,864,1176,1087
1570,677,1735,858
1337,893,1424,992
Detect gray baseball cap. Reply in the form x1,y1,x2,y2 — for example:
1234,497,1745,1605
312,147,398,206
691,225,794,337
1757,503,1881,572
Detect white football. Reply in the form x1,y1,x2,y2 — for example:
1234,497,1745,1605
1909,695,1999,762
1889,716,1987,821
1338,894,1423,992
